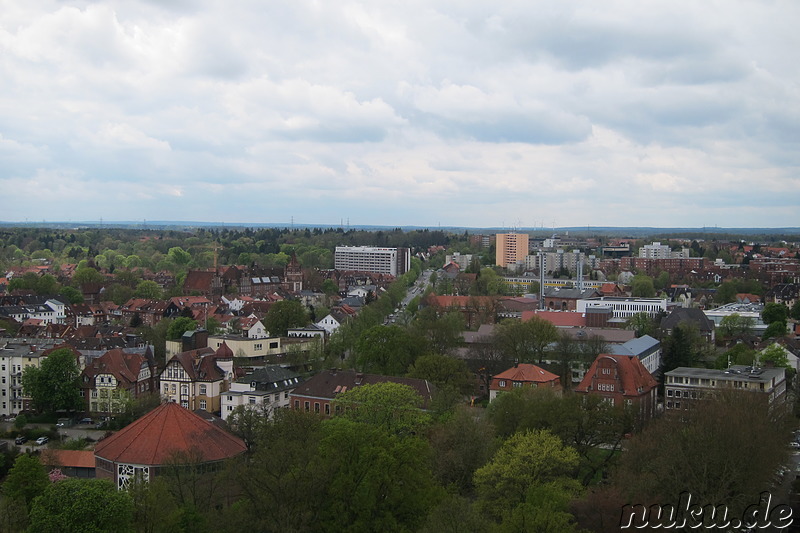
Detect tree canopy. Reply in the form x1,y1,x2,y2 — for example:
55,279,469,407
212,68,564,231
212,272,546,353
21,348,82,414
28,479,134,533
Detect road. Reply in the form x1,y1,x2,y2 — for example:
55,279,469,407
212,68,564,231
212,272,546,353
1,421,107,453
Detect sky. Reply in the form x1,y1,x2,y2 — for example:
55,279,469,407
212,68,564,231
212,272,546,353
1,1,799,229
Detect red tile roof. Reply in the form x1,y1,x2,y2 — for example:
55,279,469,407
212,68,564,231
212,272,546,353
94,402,246,466
41,449,96,469
574,354,658,398
522,310,586,327
491,363,559,385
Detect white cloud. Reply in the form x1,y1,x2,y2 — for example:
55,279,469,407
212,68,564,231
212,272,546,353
0,0,798,227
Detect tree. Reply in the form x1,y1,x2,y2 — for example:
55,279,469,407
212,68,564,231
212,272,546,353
354,325,424,376
166,317,198,341
72,266,104,286
59,285,84,304
494,317,558,364
714,343,756,369
411,309,465,355
630,275,656,298
333,382,429,436
134,280,163,300
763,320,788,340
166,246,192,266
314,418,443,532
625,312,656,338
762,302,789,325
427,406,497,494
474,429,580,522
262,300,309,337
790,300,800,321
718,312,754,338
407,353,473,396
759,343,790,368
28,478,134,533
2,454,49,511
612,389,792,518
21,348,82,414
660,323,702,375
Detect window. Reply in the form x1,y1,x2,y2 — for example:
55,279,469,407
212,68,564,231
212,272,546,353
199,385,207,395
675,401,681,409
314,402,320,413
181,400,188,408
199,400,207,410
249,397,256,405
498,380,506,387
602,368,611,375
667,389,673,397
294,400,300,409
270,342,278,349
304,401,310,412
512,381,522,388
325,404,330,415
254,344,262,351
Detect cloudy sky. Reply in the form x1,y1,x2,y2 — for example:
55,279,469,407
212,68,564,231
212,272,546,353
1,1,798,229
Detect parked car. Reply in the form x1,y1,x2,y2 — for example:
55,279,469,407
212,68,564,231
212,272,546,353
35,436,48,445
79,417,93,425
14,436,27,445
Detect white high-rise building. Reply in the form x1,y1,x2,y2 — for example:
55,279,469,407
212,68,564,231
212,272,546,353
334,246,410,276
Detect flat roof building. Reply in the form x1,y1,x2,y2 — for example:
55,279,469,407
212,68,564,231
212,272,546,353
334,246,410,276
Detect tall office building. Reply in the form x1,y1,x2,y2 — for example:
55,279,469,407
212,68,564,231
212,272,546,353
334,246,410,276
496,233,529,268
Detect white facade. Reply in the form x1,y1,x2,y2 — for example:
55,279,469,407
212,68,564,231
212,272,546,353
639,242,690,259
221,368,302,421
317,314,343,334
334,246,409,276
576,297,667,319
444,252,473,270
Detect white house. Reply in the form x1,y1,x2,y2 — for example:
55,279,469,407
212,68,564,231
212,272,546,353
221,365,303,421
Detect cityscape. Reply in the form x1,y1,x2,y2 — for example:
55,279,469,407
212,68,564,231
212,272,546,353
2,0,799,531
0,224,798,531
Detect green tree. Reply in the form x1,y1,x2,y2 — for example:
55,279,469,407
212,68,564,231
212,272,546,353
354,325,425,375
494,317,558,364
763,320,788,340
790,300,800,321
167,247,192,266
630,275,656,298
333,382,429,436
427,406,497,494
166,317,198,341
21,348,82,414
718,313,754,338
625,312,656,338
407,353,473,396
28,478,134,533
474,429,580,522
72,267,105,286
262,300,309,337
411,309,465,355
59,285,84,304
759,344,790,368
714,343,756,369
315,418,443,532
660,323,702,375
762,302,789,325
612,389,792,519
321,278,338,296
134,280,163,300
2,454,49,511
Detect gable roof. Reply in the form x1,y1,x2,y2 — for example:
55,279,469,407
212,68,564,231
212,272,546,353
574,354,658,397
40,449,96,470
291,369,435,407
94,402,246,465
661,307,715,333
